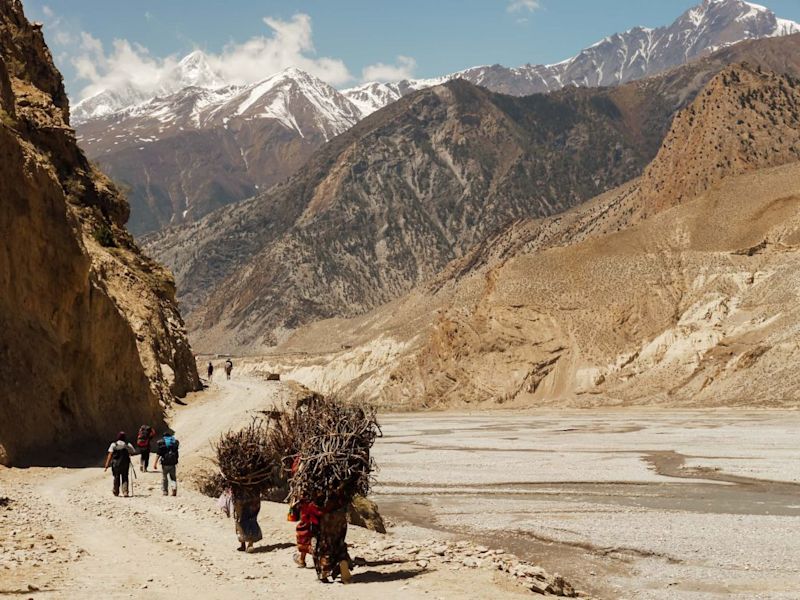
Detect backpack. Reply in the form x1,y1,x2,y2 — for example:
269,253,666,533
111,443,130,468
136,425,151,448
159,437,180,466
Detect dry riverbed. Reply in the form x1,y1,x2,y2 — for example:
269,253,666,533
373,411,800,599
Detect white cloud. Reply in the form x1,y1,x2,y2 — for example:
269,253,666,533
507,0,541,13
50,11,354,101
73,32,180,100
361,55,417,82
206,14,351,87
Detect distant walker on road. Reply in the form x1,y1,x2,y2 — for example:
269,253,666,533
224,358,233,380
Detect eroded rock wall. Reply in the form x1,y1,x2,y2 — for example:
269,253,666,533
0,0,200,465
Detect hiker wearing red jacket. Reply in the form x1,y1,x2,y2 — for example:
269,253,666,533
136,424,156,472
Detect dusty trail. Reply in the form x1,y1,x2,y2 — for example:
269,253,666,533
0,376,537,599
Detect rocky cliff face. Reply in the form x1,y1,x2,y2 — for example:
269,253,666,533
0,0,200,466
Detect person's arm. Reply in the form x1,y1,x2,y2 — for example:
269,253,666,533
104,452,112,471
153,454,160,470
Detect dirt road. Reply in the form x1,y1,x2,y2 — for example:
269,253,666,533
0,377,541,599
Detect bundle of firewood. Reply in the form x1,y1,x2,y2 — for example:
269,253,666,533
215,417,281,493
288,397,381,507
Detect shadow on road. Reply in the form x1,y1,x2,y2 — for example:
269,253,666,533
351,568,425,583
250,542,294,553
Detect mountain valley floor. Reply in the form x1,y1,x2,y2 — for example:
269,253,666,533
375,411,800,599
1,377,798,599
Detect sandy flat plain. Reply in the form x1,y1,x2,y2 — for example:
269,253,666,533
374,411,800,599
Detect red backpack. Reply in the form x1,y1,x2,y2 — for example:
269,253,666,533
136,425,152,448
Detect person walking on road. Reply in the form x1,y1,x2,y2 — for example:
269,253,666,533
207,361,214,381
136,424,156,472
154,429,180,496
224,358,233,380
232,486,262,553
104,432,136,497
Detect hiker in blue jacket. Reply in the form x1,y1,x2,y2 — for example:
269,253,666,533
154,429,180,497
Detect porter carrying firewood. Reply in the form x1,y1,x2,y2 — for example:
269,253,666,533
287,397,381,583
215,418,282,552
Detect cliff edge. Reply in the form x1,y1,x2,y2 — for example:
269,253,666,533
0,0,201,465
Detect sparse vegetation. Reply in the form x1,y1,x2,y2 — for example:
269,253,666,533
92,224,116,247
192,469,227,498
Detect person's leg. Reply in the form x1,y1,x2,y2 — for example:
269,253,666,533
142,450,150,471
165,465,177,496
295,521,311,567
161,467,169,495
113,470,120,496
121,467,130,497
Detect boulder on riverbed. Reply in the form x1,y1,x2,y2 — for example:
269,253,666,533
348,495,386,534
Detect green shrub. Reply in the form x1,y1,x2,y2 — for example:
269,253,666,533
92,224,116,248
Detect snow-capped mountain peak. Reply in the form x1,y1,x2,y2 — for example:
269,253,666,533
171,50,224,90
346,0,799,113
72,0,799,124
229,68,362,140
72,0,800,236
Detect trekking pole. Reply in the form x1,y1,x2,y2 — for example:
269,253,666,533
129,460,137,497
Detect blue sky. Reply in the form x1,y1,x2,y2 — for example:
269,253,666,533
21,0,800,101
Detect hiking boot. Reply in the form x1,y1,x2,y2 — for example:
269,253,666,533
163,491,168,496
293,553,306,568
171,489,177,497
339,560,352,584
122,483,129,497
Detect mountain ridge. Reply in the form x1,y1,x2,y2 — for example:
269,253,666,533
74,0,800,236
145,33,800,355
258,63,800,409
347,0,800,113
77,67,362,234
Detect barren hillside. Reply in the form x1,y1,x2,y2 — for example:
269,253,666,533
147,36,800,354
256,65,800,409
149,79,661,350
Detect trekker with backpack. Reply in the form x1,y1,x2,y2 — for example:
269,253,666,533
224,358,233,380
136,424,156,472
154,429,180,496
207,361,214,381
104,432,136,497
